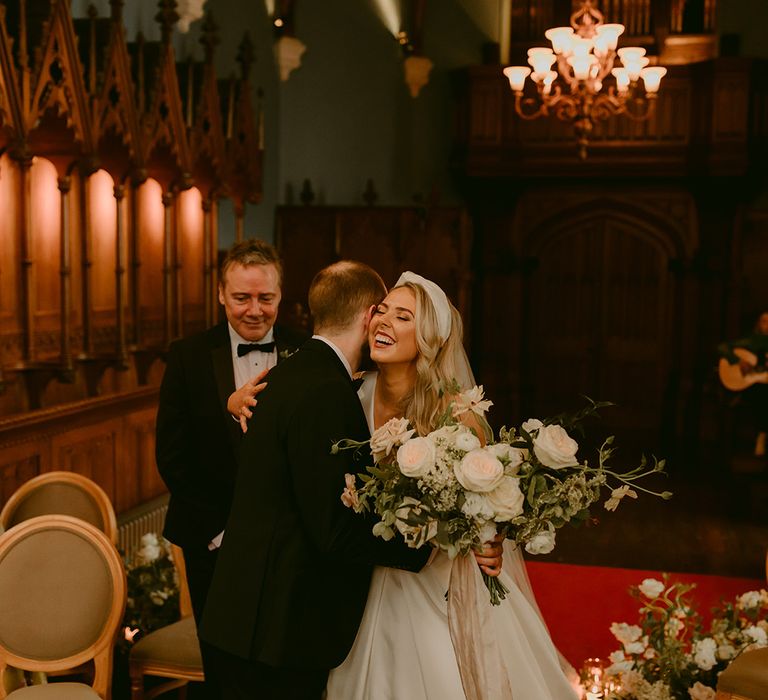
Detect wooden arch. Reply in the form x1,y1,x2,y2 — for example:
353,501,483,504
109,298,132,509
0,5,21,152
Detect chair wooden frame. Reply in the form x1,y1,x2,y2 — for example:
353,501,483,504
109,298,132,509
0,471,118,544
0,515,126,699
128,545,204,699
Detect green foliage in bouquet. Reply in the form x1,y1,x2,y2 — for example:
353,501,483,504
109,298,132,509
604,576,768,700
120,533,180,651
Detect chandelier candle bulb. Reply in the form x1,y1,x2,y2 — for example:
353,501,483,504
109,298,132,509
622,56,649,81
611,67,630,92
528,51,557,73
503,66,531,92
544,26,574,54
640,66,667,93
594,23,624,50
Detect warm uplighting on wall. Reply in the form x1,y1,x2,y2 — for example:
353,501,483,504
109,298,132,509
503,0,666,159
88,170,118,309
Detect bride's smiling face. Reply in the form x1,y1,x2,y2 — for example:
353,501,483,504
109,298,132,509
369,287,419,366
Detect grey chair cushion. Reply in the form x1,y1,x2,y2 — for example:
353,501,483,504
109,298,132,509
130,616,203,671
717,647,768,700
7,682,101,699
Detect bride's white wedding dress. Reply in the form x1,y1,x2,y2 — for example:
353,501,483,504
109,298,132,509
325,373,579,700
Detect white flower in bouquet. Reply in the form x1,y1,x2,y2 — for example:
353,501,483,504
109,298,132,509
454,448,504,492
487,443,525,473
688,682,716,700
638,578,666,599
737,590,763,610
452,385,493,417
521,418,543,433
477,520,498,545
532,424,579,469
666,617,684,638
461,491,495,520
625,639,647,655
485,476,525,521
396,436,436,477
604,484,639,512
138,533,163,564
692,638,717,670
611,622,643,645
455,429,481,452
370,417,415,460
524,527,556,555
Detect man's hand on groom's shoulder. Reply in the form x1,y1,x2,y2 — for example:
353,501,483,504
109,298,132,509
228,368,270,433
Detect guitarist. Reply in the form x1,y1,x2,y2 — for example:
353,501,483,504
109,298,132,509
718,310,768,457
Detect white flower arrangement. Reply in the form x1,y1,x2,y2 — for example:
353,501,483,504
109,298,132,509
337,385,670,604
603,576,768,700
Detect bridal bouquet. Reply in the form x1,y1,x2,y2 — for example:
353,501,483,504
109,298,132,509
336,385,671,605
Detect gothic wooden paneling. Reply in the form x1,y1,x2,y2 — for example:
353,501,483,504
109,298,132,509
0,389,161,517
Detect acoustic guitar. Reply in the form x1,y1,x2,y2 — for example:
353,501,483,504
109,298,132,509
718,348,768,391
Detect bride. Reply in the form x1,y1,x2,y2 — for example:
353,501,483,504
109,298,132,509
324,271,579,700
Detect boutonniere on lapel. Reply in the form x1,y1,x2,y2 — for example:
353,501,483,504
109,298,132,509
279,348,298,361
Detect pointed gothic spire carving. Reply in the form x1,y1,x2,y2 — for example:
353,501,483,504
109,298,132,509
155,0,179,44
236,33,254,81
200,12,219,63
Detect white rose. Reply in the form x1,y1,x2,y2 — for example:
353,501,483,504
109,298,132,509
717,644,736,660
525,528,556,555
455,430,481,453
533,424,579,469
488,443,524,473
693,638,717,670
744,625,768,646
485,476,525,521
611,622,643,645
639,578,666,599
521,418,543,434
454,448,504,492
737,590,763,610
609,650,626,664
688,682,716,700
625,640,646,655
371,417,415,459
605,660,633,676
396,437,435,477
138,533,162,563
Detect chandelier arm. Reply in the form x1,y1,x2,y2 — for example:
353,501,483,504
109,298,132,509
594,51,617,83
514,93,549,120
621,94,657,121
591,92,624,122
555,54,579,91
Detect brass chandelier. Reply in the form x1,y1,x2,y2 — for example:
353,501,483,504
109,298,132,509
503,0,667,159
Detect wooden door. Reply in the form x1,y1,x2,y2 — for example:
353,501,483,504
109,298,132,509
524,215,675,446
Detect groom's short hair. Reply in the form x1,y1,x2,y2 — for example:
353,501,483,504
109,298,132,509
309,261,386,332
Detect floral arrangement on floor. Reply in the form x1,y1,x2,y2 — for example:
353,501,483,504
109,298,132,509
337,385,670,604
120,533,180,649
602,576,768,700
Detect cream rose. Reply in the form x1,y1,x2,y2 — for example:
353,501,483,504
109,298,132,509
638,578,665,599
371,417,415,459
488,443,525,473
485,476,525,521
396,437,435,478
521,418,543,434
454,448,504,492
533,424,579,469
525,528,556,554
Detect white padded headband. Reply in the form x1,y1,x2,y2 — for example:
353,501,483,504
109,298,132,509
395,271,452,342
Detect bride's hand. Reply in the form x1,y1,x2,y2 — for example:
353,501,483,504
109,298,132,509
228,369,269,433
473,534,504,577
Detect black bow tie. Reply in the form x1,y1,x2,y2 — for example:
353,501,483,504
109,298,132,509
351,377,365,390
237,341,276,357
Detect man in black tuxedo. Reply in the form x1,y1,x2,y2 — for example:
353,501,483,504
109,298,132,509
199,261,432,698
156,239,307,628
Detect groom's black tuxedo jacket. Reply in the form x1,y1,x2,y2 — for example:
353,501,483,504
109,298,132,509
156,321,307,552
199,339,430,670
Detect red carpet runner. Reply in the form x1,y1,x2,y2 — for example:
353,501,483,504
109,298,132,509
526,561,765,668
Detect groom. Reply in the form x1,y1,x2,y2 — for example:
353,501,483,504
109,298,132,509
199,261,432,698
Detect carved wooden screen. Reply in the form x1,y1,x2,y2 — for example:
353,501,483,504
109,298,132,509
524,212,676,446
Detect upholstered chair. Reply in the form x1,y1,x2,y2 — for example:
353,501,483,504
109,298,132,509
0,515,126,699
128,545,204,699
716,647,768,700
0,472,117,544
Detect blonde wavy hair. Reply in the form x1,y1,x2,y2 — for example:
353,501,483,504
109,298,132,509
395,282,474,435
